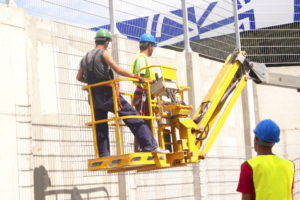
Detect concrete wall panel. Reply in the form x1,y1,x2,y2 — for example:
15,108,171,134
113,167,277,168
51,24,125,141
1,3,299,200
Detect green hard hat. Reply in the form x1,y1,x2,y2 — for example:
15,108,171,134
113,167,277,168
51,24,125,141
95,28,111,41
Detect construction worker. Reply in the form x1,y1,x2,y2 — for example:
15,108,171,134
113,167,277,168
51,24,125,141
76,28,168,157
237,119,294,200
132,33,156,152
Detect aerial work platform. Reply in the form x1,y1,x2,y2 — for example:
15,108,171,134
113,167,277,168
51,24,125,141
82,50,300,173
88,151,187,173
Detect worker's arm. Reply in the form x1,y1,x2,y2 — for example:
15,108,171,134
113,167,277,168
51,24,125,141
237,162,254,200
241,194,252,200
76,66,87,83
103,50,135,78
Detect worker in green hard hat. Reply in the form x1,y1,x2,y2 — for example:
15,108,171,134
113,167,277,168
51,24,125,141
76,28,169,157
95,28,112,41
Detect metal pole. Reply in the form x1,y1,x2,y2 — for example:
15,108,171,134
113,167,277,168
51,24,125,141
181,0,192,52
109,2,125,199
6,0,16,6
233,0,255,160
233,0,241,50
109,0,119,35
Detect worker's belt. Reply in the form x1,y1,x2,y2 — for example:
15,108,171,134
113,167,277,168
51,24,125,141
135,87,145,92
133,87,146,106
97,83,122,109
134,94,142,98
98,83,111,87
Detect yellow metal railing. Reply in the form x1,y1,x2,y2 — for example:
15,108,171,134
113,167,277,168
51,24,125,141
138,65,178,83
137,65,189,104
83,65,191,163
82,78,158,158
137,65,191,149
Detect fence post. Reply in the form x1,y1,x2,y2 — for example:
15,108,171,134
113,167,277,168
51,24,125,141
109,2,126,200
6,0,16,6
184,0,201,195
181,0,192,52
109,0,119,35
232,0,241,50
233,0,255,160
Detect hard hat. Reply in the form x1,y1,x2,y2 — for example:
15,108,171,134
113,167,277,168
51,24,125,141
140,33,157,47
95,28,111,41
253,119,280,143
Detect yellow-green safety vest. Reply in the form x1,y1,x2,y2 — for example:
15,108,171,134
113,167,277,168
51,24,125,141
131,53,155,80
247,155,294,200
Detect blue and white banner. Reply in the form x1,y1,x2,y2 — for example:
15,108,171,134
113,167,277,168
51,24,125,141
92,0,300,46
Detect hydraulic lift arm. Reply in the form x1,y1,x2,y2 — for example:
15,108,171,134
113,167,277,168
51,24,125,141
248,61,300,91
192,50,300,158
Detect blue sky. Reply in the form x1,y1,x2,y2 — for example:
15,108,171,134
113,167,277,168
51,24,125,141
1,0,181,28
1,0,296,29
1,0,296,44
2,0,111,28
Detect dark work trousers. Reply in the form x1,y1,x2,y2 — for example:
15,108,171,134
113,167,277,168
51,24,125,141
92,86,158,157
133,87,151,152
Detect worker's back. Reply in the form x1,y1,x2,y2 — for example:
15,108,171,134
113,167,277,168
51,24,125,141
81,49,113,84
247,155,294,200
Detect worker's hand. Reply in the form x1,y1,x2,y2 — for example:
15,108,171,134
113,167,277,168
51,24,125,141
134,74,145,83
146,78,154,84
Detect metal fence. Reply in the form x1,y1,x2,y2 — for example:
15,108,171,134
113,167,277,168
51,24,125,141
2,0,237,61
2,0,299,199
3,0,300,64
240,2,300,66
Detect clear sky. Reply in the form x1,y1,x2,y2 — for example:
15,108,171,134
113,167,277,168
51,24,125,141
1,0,296,40
1,0,182,28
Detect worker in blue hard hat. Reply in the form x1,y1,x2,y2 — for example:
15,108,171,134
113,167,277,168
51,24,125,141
131,33,157,152
237,119,294,200
132,33,156,80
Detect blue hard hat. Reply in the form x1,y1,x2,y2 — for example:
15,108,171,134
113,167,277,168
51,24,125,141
140,33,157,47
253,119,280,143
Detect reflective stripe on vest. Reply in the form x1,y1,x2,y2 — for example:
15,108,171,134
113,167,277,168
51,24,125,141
247,155,294,200
131,53,155,80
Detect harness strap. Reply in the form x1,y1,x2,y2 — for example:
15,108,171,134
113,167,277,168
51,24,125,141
116,83,123,110
99,83,111,87
133,94,142,99
92,49,101,71
135,87,145,92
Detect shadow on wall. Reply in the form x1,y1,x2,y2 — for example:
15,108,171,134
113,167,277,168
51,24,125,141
34,165,110,200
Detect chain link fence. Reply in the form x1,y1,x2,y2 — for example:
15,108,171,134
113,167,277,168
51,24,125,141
2,0,300,64
2,0,238,61
240,1,300,66
2,0,299,199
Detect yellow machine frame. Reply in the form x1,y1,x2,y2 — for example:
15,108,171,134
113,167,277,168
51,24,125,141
83,51,299,173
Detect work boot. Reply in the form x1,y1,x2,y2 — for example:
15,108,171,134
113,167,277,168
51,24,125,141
152,147,170,154
134,138,142,152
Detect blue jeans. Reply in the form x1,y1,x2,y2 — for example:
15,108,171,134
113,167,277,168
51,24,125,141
92,87,158,157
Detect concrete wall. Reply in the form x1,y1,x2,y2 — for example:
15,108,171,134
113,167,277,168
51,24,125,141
0,4,299,200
